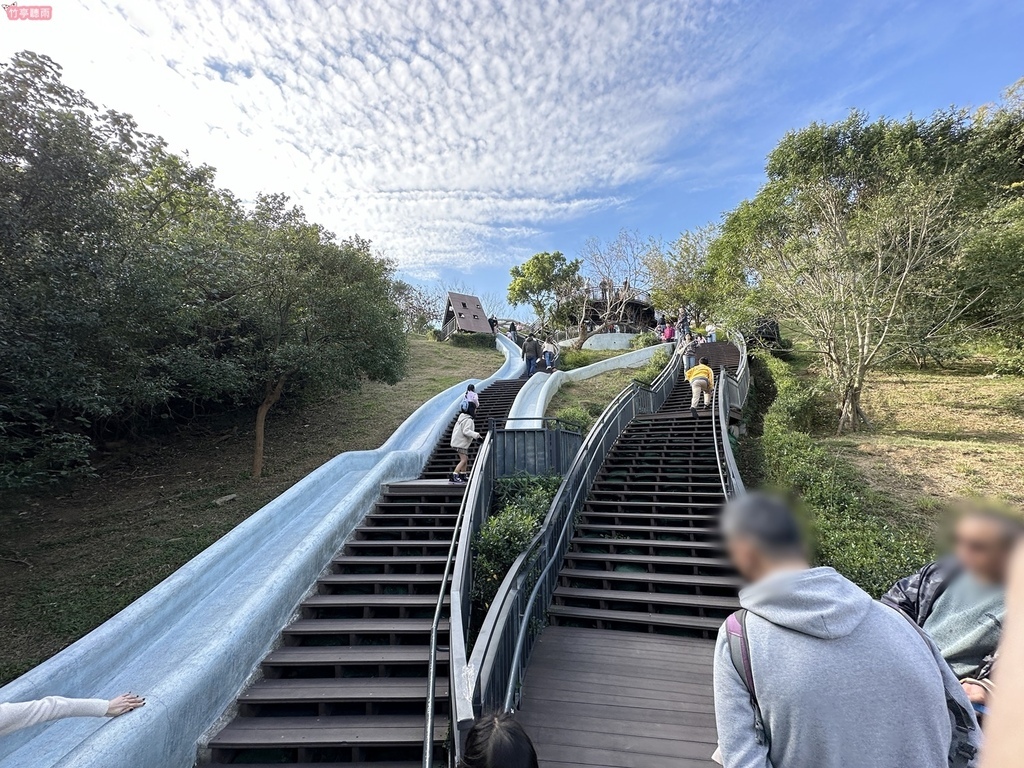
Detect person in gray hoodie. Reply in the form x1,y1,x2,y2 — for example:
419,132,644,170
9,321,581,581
713,493,981,768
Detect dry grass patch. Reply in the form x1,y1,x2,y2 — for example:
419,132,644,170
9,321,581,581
824,363,1024,510
0,337,501,684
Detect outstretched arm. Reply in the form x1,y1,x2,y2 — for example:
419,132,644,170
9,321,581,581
0,693,144,736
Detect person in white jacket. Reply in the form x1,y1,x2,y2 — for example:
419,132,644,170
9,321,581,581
449,401,482,484
0,692,144,736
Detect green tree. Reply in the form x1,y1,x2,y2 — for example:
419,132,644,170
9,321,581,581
236,196,407,477
0,51,410,487
507,251,581,329
0,51,151,483
717,112,979,432
559,230,656,348
646,224,720,326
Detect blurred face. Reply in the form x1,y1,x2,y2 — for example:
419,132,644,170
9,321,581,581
726,535,764,582
954,515,1014,584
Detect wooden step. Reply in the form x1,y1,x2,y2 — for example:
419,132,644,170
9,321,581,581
563,552,733,570
354,525,455,538
576,523,719,537
560,568,741,589
240,678,447,704
318,573,447,586
571,537,723,552
209,714,447,748
555,586,740,610
548,605,724,631
583,499,723,511
303,594,448,609
263,646,447,666
284,618,448,636
332,555,448,566
579,511,719,523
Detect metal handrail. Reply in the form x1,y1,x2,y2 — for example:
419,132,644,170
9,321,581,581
718,369,746,497
481,383,636,710
728,328,750,406
475,352,683,715
499,416,584,431
710,372,728,498
423,431,494,768
440,316,458,341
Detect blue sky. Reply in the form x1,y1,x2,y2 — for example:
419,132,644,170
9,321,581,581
2,0,1022,311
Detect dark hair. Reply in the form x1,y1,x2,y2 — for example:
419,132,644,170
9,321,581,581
466,384,475,392
699,356,709,365
465,401,477,418
461,713,538,768
722,492,805,558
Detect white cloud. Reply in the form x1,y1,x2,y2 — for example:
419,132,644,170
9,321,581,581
2,0,757,275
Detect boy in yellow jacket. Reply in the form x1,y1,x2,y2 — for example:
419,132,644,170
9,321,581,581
685,356,714,419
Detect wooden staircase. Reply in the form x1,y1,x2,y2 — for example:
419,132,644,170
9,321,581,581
207,379,526,765
549,342,744,637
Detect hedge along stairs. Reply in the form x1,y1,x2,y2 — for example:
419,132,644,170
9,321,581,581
550,341,744,635
206,378,526,766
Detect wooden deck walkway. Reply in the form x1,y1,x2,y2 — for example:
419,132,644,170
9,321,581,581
516,626,719,768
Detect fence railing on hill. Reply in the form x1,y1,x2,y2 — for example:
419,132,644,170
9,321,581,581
439,316,458,340
427,332,750,766
453,352,682,752
423,420,583,768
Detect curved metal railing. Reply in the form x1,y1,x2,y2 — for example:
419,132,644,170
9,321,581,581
422,431,494,768
431,333,749,763
468,352,682,722
710,372,728,498
716,367,746,498
423,419,583,767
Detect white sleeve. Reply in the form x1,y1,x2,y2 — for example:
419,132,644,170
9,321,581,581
0,696,109,736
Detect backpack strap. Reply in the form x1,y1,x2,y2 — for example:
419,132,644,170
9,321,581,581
725,609,769,748
881,602,978,768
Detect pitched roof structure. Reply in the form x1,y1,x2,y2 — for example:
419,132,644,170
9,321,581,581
443,291,492,333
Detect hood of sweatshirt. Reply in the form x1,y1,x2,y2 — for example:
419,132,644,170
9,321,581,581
739,566,873,639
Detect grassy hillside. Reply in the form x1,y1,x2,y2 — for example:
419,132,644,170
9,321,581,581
830,362,1024,509
743,349,1024,595
0,337,502,684
545,368,640,433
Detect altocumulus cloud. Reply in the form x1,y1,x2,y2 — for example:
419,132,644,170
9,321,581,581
9,0,762,274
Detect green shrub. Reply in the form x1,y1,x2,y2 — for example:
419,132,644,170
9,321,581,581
745,350,932,596
429,329,446,342
759,353,833,434
473,474,562,609
990,341,1024,376
634,349,671,385
472,504,542,608
559,348,605,371
630,331,661,349
555,405,593,434
492,473,563,508
448,332,497,349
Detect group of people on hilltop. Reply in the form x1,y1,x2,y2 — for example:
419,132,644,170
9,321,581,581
656,311,716,346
